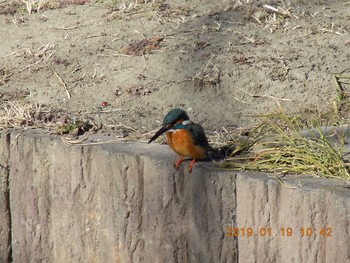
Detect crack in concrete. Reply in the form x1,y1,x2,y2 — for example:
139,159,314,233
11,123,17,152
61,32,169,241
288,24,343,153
4,131,12,263
233,173,239,263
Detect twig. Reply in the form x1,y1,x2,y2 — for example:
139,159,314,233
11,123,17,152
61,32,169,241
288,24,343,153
95,108,123,113
238,87,291,101
52,26,79,30
233,96,249,104
53,71,71,99
320,28,344,36
5,52,18,57
61,137,144,146
263,4,279,13
82,34,104,39
142,129,159,136
106,123,140,133
110,52,133,57
278,177,297,189
19,60,41,72
61,136,88,145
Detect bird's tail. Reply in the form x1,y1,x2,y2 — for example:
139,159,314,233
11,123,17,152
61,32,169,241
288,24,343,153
207,145,235,161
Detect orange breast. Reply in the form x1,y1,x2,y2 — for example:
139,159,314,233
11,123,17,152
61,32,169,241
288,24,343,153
166,129,207,159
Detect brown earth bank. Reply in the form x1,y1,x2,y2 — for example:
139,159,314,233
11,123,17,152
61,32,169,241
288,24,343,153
1,0,350,140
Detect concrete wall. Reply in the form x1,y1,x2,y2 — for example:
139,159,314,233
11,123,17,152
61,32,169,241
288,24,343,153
0,129,349,262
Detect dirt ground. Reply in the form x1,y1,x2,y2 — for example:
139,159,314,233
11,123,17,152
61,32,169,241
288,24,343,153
0,0,349,141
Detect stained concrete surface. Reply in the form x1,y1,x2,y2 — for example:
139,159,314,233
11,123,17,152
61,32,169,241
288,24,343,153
0,129,350,262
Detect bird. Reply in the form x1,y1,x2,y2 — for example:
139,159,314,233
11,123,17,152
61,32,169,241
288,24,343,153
148,108,210,173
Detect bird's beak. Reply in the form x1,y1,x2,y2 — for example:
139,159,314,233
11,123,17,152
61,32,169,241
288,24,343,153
148,126,171,144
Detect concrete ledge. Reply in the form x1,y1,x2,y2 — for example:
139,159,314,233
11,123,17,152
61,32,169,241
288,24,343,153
0,129,350,262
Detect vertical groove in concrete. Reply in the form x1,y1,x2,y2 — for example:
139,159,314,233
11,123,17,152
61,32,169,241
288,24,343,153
0,131,12,263
5,132,12,263
232,173,239,263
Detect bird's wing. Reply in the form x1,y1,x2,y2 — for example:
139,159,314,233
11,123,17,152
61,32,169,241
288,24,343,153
188,123,209,149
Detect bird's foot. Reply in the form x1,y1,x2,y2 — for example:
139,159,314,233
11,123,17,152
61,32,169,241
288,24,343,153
188,159,197,173
175,157,185,169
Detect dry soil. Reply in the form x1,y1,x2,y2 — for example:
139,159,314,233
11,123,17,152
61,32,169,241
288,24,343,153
0,0,349,140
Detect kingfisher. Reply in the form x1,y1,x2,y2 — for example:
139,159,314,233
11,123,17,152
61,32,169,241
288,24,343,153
148,108,210,173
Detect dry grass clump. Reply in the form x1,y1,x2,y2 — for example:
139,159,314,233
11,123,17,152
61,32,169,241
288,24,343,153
21,0,46,14
0,100,97,136
0,101,45,128
224,109,350,180
19,0,88,14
